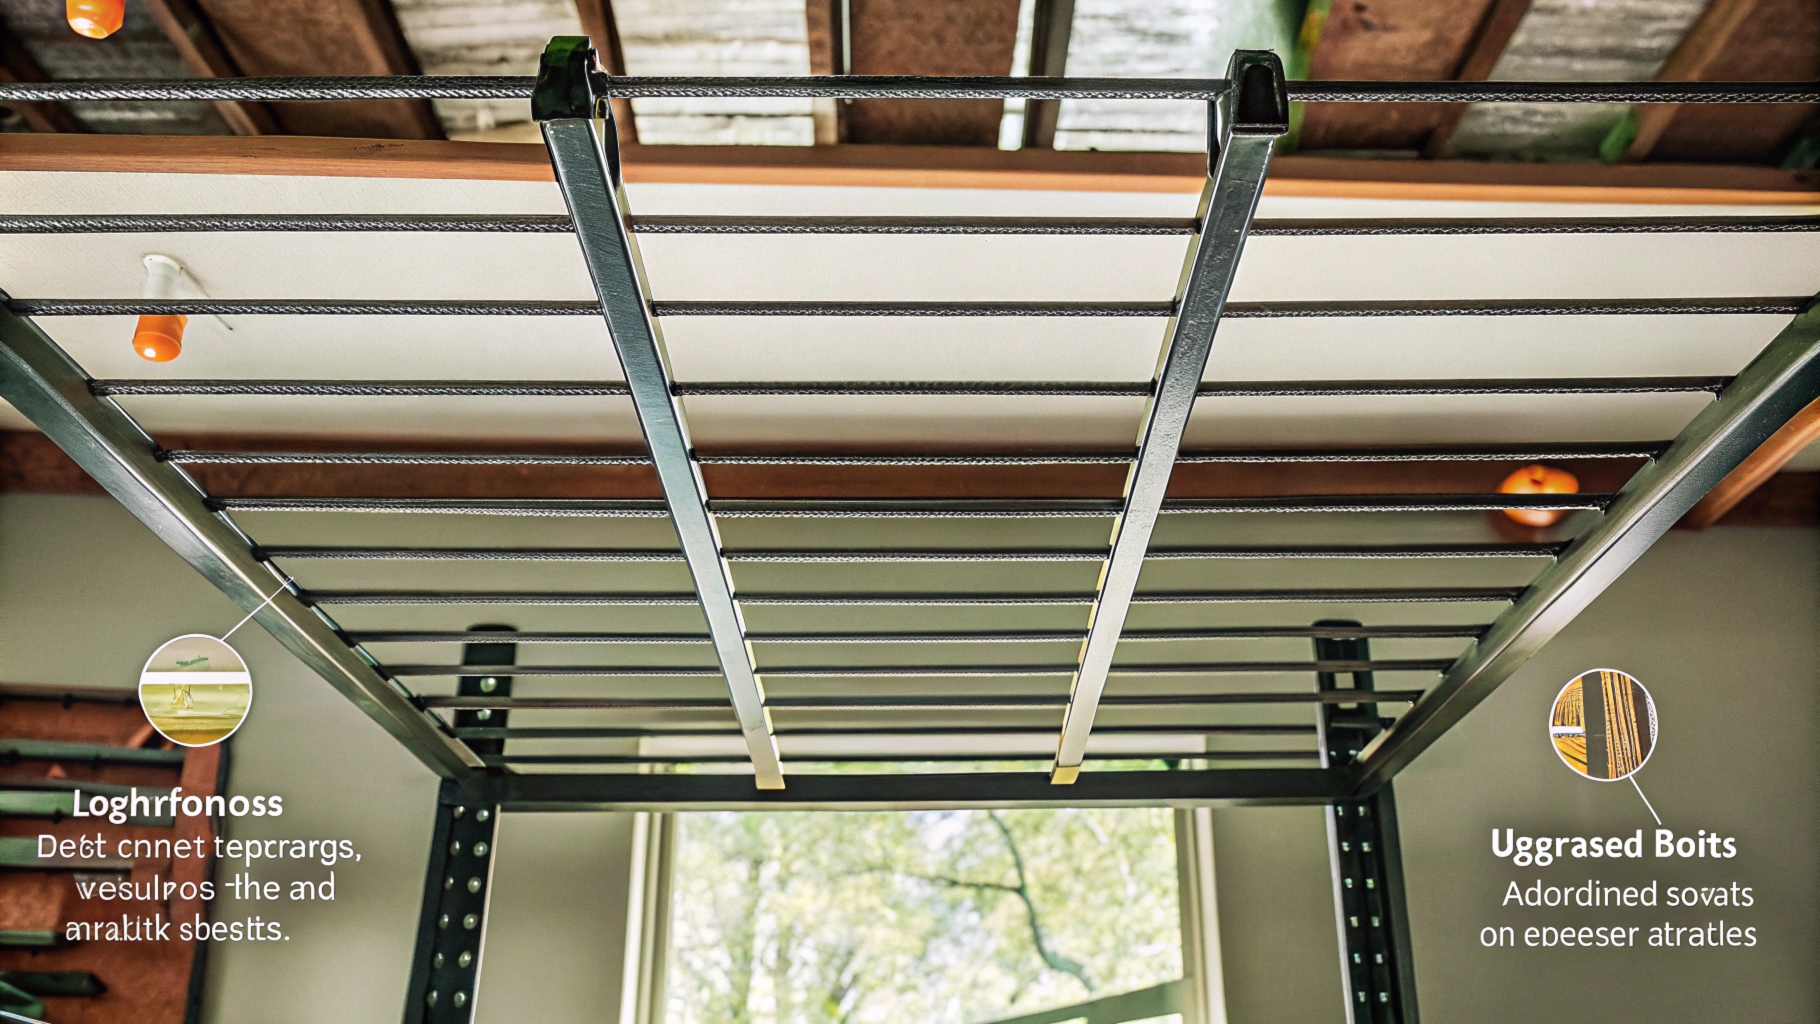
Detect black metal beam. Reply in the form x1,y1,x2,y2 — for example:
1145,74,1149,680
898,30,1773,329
303,586,1524,607
263,542,1561,563
483,767,1352,811
1351,295,1820,795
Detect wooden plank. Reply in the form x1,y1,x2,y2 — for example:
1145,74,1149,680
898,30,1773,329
2,131,1818,203
1020,0,1075,150
1632,0,1817,164
0,22,81,134
1423,0,1535,157
804,0,847,144
141,0,281,136
1298,0,1496,152
190,0,442,139
572,0,640,147
844,0,1022,146
1702,470,1820,526
1683,395,1820,527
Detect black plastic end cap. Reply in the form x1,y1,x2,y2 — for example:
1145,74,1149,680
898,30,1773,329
533,36,601,121
1228,50,1290,136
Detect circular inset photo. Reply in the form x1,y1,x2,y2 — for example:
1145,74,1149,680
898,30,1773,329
138,634,252,747
1549,668,1656,781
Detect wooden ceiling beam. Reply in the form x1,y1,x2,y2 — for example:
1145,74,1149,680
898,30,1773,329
1622,0,1760,162
188,0,442,139
805,0,847,144
1,132,1816,204
141,0,282,137
0,23,81,133
572,0,639,147
1643,0,1819,163
1424,0,1534,158
1683,395,1820,527
843,0,1022,146
1020,0,1075,151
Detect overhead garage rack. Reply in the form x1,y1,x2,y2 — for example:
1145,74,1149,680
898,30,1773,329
2,39,1816,1024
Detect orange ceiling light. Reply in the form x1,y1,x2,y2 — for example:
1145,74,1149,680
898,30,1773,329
133,254,188,363
67,0,125,39
1498,464,1580,527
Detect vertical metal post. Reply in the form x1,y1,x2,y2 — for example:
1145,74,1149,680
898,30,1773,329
1050,51,1288,784
404,633,513,1024
1316,623,1418,1024
534,37,784,789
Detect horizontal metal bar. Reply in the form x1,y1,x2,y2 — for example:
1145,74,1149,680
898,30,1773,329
0,76,1811,104
308,587,1522,606
19,297,1801,318
95,375,1731,399
166,449,651,466
266,541,1559,563
486,767,1351,811
221,494,1606,518
482,751,1319,765
351,624,1489,645
454,724,1319,739
384,658,1452,678
0,739,187,765
159,442,1664,468
9,213,1815,237
421,690,1426,710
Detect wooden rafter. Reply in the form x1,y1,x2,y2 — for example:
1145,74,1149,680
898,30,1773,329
1683,395,1820,527
189,0,442,139
1020,0,1075,150
805,0,848,144
0,23,80,133
1424,0,1533,158
573,0,639,146
142,0,281,136
1622,0,1760,162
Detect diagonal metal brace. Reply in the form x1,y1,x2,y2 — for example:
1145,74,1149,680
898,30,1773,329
1050,50,1288,783
0,301,481,781
536,37,784,788
1350,295,1820,794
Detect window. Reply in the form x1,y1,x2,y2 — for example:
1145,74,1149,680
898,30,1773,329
661,808,1188,1024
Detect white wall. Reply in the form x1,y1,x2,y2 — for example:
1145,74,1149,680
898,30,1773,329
0,494,636,1024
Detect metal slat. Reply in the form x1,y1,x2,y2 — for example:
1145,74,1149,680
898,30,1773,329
538,42,782,790
381,658,1453,677
1351,295,1820,795
1053,51,1289,785
350,624,1489,644
264,542,1560,563
419,691,1427,710
305,587,1522,606
0,303,480,782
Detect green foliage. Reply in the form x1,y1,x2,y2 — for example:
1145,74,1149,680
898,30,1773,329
667,807,1182,1024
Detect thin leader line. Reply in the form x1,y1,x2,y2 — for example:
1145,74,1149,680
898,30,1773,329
221,576,295,640
1629,776,1662,826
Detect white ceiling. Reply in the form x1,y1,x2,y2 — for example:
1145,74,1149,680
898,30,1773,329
1,169,1816,459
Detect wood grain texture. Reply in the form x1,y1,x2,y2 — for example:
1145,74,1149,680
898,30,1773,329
1642,0,1819,164
191,0,443,139
0,20,81,133
2,132,1817,202
843,0,1021,146
1683,396,1820,528
804,0,847,143
1622,0,1759,161
1298,0,1497,152
572,0,640,146
140,0,281,136
1423,0,1534,157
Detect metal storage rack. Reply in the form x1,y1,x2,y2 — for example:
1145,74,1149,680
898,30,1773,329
1,41,1816,1024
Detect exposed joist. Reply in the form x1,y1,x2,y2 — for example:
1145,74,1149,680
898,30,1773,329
1296,0,1499,152
804,0,847,144
844,0,1022,146
1020,0,1075,150
1424,0,1534,158
141,0,280,136
189,0,442,139
572,0,639,146
1622,0,1759,162
1643,0,1820,163
0,23,80,133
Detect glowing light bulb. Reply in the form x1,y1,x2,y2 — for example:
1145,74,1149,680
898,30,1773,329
1498,464,1580,527
67,0,125,39
134,254,189,363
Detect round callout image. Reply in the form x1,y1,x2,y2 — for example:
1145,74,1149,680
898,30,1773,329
1549,668,1656,781
138,634,252,747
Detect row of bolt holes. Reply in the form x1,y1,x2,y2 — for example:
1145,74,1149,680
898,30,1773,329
426,806,492,1011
